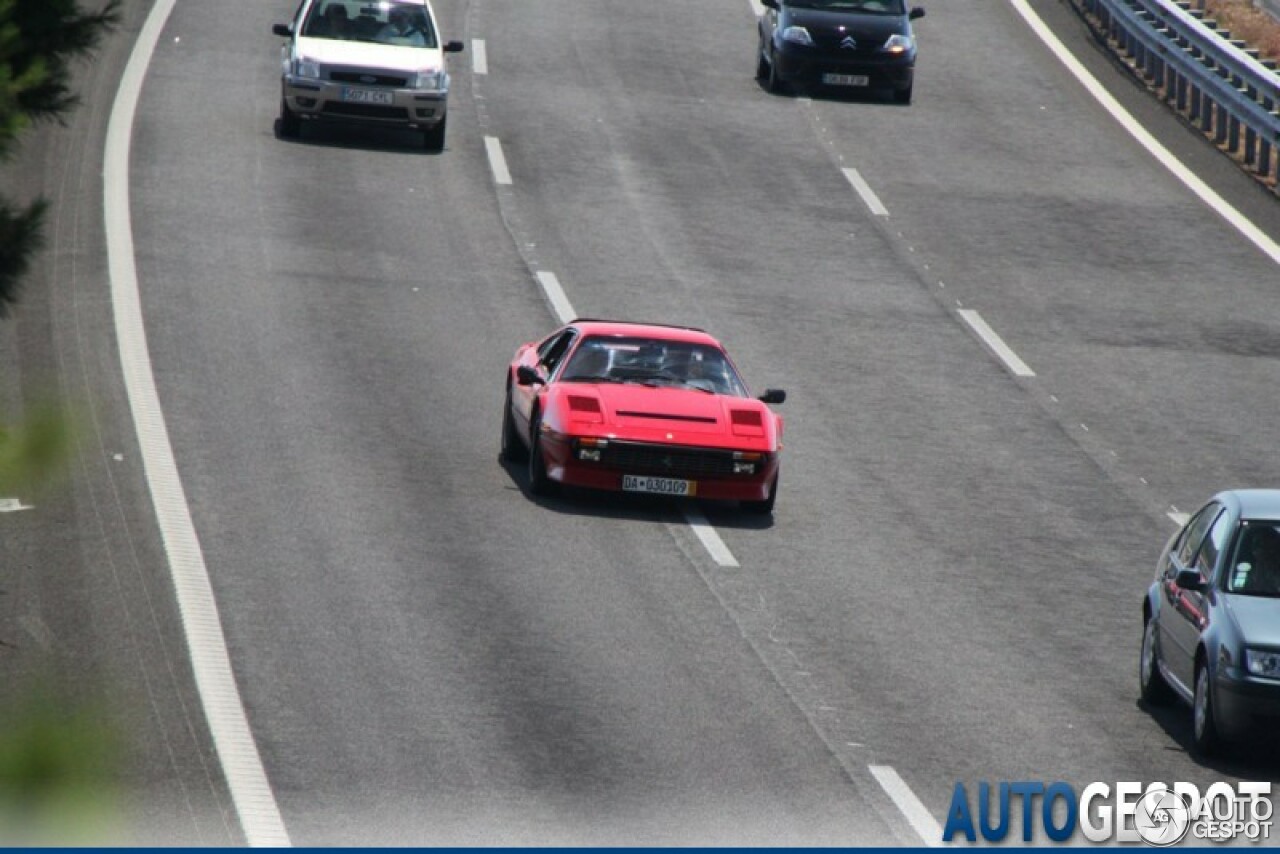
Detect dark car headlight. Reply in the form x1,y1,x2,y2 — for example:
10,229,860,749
880,34,915,55
781,26,814,46
1245,648,1280,678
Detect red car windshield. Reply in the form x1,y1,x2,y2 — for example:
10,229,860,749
560,336,747,397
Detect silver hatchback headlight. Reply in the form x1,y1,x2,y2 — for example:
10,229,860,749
413,69,447,91
1245,648,1280,678
291,57,321,79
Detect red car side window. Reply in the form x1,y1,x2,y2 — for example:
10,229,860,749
537,331,575,373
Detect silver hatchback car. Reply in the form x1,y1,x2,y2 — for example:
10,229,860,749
272,0,464,151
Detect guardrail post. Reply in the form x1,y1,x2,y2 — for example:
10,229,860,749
1213,64,1229,144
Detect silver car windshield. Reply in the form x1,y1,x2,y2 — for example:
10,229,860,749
304,1,438,47
1227,521,1280,597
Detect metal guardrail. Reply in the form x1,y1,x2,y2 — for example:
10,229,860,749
1075,0,1280,193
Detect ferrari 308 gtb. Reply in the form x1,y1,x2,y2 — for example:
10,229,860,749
500,320,786,514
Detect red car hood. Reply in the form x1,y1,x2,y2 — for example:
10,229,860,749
561,384,776,449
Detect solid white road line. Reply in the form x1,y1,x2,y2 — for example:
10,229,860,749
1005,0,1280,267
957,309,1036,378
842,168,889,217
1168,511,1190,526
749,0,767,15
682,506,741,568
534,272,576,325
0,498,33,513
869,765,944,847
484,135,512,185
105,0,290,846
472,38,488,75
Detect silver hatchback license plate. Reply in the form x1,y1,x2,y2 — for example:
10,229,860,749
341,87,394,105
622,475,695,496
823,73,869,86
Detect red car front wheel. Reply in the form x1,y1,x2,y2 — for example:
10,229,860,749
527,413,557,497
742,472,778,515
500,385,527,463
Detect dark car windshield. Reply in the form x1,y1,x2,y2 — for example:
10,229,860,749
786,0,907,13
559,336,747,397
1227,521,1280,597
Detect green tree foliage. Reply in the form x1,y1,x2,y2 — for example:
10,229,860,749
0,399,76,494
0,11,122,839
0,0,118,316
0,679,123,844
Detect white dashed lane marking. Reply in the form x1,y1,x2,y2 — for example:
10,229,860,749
869,765,944,846
842,168,889,217
957,309,1035,378
472,38,487,75
484,135,512,185
534,271,575,325
682,506,740,568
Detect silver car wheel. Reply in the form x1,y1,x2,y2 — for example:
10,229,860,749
1141,621,1157,686
1194,667,1209,739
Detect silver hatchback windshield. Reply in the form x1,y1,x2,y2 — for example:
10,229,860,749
304,1,438,47
1228,522,1280,597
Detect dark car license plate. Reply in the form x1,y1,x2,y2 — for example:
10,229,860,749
822,73,869,86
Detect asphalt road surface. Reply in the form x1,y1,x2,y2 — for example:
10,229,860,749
2,0,1279,844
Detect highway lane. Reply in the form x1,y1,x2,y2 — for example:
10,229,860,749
805,0,1280,516
464,0,1280,837
118,0,918,843
5,0,1277,844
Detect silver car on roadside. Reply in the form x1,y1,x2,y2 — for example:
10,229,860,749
1141,489,1280,756
272,0,464,151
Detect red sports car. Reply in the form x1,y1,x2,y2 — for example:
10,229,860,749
500,319,786,514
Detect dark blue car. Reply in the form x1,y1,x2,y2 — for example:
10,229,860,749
756,0,925,103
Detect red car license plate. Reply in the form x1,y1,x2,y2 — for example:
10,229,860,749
622,475,695,496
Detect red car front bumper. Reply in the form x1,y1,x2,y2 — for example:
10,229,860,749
538,437,779,502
